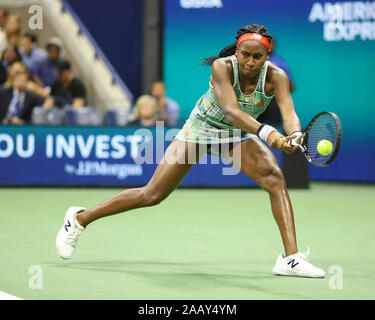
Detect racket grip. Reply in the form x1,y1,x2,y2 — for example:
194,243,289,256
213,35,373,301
288,131,304,146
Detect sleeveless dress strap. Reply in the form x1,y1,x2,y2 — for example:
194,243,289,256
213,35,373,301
229,55,239,88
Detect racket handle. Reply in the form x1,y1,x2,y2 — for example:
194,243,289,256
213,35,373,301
288,131,304,146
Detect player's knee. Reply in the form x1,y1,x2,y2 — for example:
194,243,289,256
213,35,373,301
141,186,168,207
149,192,166,206
259,165,285,193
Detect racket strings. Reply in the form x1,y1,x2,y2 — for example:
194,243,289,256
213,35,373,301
306,114,338,165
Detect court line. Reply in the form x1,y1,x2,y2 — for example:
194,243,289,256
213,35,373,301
0,290,23,300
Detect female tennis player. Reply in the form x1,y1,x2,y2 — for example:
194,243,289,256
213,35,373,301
56,24,325,278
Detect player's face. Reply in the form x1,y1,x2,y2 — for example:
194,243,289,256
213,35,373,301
236,41,270,78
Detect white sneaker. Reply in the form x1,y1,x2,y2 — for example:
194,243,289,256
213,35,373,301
56,206,86,259
272,247,326,278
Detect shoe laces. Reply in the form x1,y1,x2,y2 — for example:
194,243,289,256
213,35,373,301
66,226,82,247
298,246,311,261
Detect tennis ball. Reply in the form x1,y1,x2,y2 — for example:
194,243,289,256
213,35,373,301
317,140,333,156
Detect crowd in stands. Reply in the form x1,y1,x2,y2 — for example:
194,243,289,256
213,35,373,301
0,8,180,128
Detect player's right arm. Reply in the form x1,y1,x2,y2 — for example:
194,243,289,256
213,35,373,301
211,58,261,135
211,58,288,151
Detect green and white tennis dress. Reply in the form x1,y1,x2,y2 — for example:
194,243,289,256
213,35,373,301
175,55,274,145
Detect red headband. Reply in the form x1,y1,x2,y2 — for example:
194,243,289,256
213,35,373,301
236,33,271,51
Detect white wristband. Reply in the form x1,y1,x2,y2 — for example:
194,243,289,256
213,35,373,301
257,124,277,143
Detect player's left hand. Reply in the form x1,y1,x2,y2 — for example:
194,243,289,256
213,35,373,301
280,133,300,154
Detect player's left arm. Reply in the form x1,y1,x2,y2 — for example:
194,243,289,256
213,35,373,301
272,68,301,135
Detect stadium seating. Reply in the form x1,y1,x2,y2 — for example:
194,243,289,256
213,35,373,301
64,106,104,126
31,107,63,125
31,106,133,126
105,109,130,126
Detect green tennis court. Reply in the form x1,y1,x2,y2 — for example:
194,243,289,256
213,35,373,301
1,182,374,300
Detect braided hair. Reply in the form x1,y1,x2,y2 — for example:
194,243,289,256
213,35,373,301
202,24,273,66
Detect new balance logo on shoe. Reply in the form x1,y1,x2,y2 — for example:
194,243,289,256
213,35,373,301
64,220,71,232
287,259,299,268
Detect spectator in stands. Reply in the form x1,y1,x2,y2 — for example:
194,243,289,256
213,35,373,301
35,37,63,88
43,59,86,109
0,44,22,85
0,70,43,124
0,8,8,28
19,33,47,83
128,94,157,127
3,14,21,46
0,8,9,53
151,81,180,127
4,61,49,98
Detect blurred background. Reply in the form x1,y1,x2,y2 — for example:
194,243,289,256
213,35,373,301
0,0,374,186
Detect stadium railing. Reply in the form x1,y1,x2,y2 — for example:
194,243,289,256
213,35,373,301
63,106,104,126
31,106,135,127
105,109,130,126
31,107,64,125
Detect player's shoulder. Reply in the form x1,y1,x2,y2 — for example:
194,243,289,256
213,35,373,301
266,61,289,84
211,56,233,75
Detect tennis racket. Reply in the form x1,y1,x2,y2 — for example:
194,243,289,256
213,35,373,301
290,112,342,167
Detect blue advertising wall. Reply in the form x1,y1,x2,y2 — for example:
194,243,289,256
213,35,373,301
163,0,375,182
0,126,282,187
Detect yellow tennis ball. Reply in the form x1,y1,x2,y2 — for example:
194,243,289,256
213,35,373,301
317,140,333,156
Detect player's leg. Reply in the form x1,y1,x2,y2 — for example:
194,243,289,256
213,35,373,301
226,138,325,277
76,140,202,227
56,139,204,259
227,138,298,256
